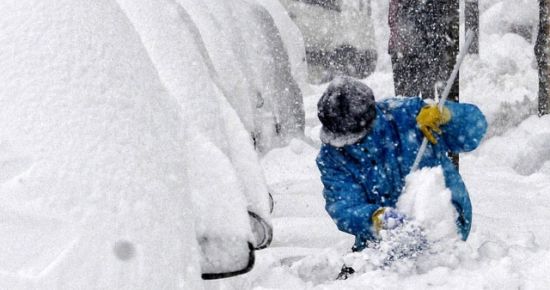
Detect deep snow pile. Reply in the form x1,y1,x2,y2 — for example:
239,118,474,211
398,167,459,242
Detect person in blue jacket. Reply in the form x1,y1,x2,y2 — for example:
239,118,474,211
316,77,487,254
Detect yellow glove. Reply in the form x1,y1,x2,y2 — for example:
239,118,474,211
372,207,386,233
416,105,451,144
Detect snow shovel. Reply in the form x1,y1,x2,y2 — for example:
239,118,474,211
410,30,476,173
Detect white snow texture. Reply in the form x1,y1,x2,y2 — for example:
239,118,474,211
398,166,459,241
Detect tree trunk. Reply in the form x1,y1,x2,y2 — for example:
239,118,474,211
388,0,460,164
443,0,460,167
465,0,479,54
536,0,550,116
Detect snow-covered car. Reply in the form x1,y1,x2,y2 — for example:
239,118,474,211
117,0,277,280
182,0,306,153
0,0,280,287
0,1,205,288
279,0,378,82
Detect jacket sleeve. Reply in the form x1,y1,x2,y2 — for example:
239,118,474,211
316,149,379,238
441,101,488,153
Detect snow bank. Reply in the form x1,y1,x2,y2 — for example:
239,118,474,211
461,33,537,124
480,0,537,40
474,115,550,175
462,0,538,128
0,0,202,288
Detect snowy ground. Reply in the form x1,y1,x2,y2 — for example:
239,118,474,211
210,25,550,289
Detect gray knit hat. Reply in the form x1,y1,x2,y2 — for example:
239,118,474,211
317,76,376,147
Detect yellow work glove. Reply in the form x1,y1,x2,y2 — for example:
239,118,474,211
416,104,451,144
372,207,386,233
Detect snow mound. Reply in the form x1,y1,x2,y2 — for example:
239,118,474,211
342,222,429,274
398,166,459,241
462,33,537,123
481,0,537,40
476,115,550,175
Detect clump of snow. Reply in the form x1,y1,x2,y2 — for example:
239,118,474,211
398,166,460,241
342,222,429,275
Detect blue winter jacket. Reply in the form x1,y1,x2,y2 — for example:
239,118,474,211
316,97,487,251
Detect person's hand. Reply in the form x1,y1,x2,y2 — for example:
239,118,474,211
372,207,406,233
416,105,451,144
